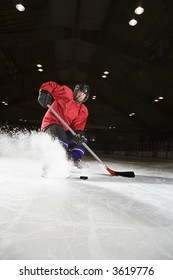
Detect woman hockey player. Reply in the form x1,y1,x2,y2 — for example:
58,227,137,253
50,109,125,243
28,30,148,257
38,81,90,168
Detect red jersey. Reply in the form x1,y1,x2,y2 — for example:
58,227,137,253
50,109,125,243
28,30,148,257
40,81,88,131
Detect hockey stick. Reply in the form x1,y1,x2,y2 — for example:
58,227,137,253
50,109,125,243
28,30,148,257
47,105,135,177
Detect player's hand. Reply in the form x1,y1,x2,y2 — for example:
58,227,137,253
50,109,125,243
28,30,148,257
38,90,54,108
73,134,87,145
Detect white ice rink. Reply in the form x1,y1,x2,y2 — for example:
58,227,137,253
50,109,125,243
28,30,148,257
0,131,173,260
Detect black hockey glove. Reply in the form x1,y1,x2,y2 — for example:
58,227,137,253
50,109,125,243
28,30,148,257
73,134,87,145
38,90,54,108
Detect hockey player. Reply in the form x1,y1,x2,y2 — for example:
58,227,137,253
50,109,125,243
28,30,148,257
38,81,90,168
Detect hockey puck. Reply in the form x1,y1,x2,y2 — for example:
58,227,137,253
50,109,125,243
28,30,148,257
80,176,88,180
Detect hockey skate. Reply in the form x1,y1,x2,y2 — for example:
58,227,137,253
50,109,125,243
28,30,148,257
72,157,88,169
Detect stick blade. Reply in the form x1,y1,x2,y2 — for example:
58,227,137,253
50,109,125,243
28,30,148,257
106,166,135,178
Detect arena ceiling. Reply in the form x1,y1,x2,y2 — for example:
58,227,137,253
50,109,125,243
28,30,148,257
0,0,173,141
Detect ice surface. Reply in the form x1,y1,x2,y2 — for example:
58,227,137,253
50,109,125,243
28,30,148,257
0,131,173,260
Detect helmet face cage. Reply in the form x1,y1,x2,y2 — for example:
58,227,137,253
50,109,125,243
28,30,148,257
74,84,90,103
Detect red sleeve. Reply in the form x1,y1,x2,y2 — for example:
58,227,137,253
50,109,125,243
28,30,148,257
40,81,59,93
39,81,73,101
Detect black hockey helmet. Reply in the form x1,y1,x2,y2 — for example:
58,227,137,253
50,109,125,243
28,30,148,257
74,84,90,103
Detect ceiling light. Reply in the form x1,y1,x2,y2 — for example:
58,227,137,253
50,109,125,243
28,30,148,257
37,64,42,68
129,19,138,26
2,101,8,105
38,68,43,72
102,75,107,78
158,96,164,100
129,112,135,117
154,99,159,102
135,6,144,15
104,70,109,75
16,4,25,12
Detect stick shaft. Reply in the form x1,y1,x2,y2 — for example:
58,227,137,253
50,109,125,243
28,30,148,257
47,105,135,178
